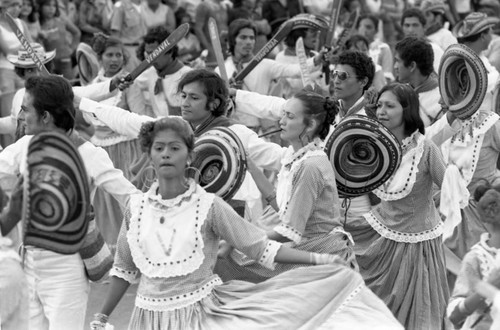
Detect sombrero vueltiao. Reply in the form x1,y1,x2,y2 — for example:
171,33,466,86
439,43,488,120
76,42,100,86
7,43,56,68
23,132,91,254
325,115,402,198
453,12,500,39
190,127,247,201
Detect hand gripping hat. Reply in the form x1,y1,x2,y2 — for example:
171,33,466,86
325,115,402,198
23,132,91,254
439,43,488,120
190,127,247,201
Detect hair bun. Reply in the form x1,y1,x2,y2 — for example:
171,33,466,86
323,96,339,126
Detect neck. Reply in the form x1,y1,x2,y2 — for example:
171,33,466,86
148,2,159,10
233,53,253,63
157,176,188,199
392,127,407,144
342,91,363,113
409,72,428,89
290,135,312,153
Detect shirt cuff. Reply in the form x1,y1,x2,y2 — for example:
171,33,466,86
274,223,302,244
110,266,139,284
258,240,282,270
79,97,99,114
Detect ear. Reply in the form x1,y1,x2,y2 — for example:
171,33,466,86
409,61,417,72
307,118,319,134
42,111,51,124
359,76,369,89
209,98,221,112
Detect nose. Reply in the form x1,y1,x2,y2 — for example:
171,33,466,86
279,116,286,126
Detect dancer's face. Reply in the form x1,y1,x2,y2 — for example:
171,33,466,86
279,97,308,143
180,81,211,127
19,91,44,135
150,129,191,180
233,28,255,59
376,91,404,132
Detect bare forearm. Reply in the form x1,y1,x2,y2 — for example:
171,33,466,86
266,230,290,243
99,276,131,316
274,246,314,264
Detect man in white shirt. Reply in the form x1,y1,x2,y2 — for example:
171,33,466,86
420,0,458,51
140,26,192,118
401,7,444,74
394,37,442,126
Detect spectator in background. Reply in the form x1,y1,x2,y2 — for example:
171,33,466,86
78,0,113,45
19,0,41,42
345,35,386,91
262,0,302,35
140,0,176,32
194,0,229,68
420,0,457,51
110,0,147,72
0,0,32,94
357,13,394,82
175,10,202,64
401,7,444,73
228,0,270,53
37,0,80,79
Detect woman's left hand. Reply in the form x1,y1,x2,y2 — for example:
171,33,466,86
217,240,233,258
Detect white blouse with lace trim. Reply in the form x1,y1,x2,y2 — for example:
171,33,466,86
275,138,325,242
441,111,499,185
374,131,425,201
363,212,443,243
470,233,500,280
110,266,140,284
127,180,214,278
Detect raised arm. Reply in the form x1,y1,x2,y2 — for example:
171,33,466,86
78,97,155,138
234,89,285,121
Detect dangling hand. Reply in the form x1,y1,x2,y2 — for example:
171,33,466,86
311,253,347,266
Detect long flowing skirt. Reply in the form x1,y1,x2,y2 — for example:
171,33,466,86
356,224,449,330
127,265,403,330
214,231,357,283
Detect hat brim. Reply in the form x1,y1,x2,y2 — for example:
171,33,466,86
439,43,488,120
7,50,56,68
453,16,500,38
23,132,90,254
190,127,247,201
324,115,402,198
76,43,100,85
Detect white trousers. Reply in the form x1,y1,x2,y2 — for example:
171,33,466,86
24,247,89,330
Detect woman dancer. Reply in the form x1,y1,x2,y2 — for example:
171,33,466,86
448,179,500,329
90,116,403,330
216,88,358,282
358,83,449,329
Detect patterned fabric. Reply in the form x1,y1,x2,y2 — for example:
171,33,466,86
448,233,500,329
23,132,91,255
357,138,449,329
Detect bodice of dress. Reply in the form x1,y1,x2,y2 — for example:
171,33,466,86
365,133,446,242
111,181,281,311
275,139,344,244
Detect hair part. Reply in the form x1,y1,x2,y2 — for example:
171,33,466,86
395,37,434,77
25,75,75,131
377,83,425,136
138,117,195,154
177,69,228,117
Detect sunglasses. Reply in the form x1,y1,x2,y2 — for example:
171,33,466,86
331,70,357,81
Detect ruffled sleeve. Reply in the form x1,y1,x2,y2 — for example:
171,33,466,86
209,196,282,270
110,208,140,284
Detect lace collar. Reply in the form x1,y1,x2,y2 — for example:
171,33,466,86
147,179,197,209
451,111,499,143
401,130,420,154
478,233,500,256
282,138,323,170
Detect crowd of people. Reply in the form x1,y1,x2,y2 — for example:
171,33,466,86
1,0,500,329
